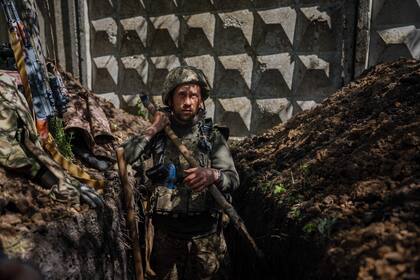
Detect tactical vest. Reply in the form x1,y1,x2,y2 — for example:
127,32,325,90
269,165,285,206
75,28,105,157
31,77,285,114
151,118,219,217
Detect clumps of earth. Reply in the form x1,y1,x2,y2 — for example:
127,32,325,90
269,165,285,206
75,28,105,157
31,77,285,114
230,59,420,280
0,59,419,280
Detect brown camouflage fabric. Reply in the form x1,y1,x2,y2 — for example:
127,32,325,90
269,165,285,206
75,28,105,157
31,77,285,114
63,92,114,159
150,229,229,280
0,71,41,177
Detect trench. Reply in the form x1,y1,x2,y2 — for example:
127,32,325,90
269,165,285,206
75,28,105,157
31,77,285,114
223,173,327,280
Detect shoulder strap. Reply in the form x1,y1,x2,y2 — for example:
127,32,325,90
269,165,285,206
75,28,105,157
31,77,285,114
214,125,230,141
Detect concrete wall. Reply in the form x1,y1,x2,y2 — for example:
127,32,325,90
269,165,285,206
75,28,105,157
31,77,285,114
1,0,419,136
354,0,420,76
87,0,357,137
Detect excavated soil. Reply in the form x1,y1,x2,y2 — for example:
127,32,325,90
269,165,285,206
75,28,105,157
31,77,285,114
229,59,420,280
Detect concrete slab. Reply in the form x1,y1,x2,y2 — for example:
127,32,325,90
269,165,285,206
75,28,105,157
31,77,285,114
92,55,118,93
257,7,297,45
184,55,216,87
204,98,215,120
88,0,114,20
149,15,180,55
91,17,118,57
217,97,252,136
120,55,148,95
253,98,290,133
257,53,295,91
149,55,181,96
120,16,148,46
185,13,216,47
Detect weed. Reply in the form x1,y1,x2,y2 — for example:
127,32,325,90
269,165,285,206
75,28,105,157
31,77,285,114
300,163,310,175
49,117,73,159
302,217,336,239
303,222,317,235
135,99,148,119
273,183,286,195
288,206,301,220
299,162,311,187
317,217,336,238
260,182,271,192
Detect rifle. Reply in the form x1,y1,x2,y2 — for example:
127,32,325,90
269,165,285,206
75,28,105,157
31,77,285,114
46,62,70,116
140,94,264,259
1,0,68,140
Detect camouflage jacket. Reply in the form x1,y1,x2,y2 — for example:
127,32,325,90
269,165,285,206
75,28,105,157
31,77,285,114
123,117,240,236
0,72,41,177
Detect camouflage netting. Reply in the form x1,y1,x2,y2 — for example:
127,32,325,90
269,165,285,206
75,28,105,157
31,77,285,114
229,59,420,280
0,70,148,279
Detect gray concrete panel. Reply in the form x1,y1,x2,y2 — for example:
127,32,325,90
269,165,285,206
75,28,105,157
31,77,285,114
368,0,420,67
5,0,416,137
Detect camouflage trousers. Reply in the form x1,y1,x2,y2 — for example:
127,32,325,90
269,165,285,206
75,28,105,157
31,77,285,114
150,229,229,280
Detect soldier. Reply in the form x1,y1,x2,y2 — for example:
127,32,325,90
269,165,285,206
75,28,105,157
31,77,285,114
123,66,240,280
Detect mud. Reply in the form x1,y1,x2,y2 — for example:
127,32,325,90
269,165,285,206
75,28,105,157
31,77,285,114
230,59,420,279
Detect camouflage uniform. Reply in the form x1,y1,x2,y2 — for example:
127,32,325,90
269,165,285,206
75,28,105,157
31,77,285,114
0,71,41,177
123,66,239,280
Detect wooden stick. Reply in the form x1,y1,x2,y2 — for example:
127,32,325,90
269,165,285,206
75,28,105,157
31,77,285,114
116,148,145,280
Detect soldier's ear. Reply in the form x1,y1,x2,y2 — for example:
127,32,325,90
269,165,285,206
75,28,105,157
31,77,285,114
168,91,174,107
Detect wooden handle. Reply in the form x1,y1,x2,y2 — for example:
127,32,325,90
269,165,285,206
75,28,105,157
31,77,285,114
116,148,145,280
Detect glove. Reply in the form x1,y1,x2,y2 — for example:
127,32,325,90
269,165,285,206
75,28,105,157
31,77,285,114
50,177,104,209
79,184,104,209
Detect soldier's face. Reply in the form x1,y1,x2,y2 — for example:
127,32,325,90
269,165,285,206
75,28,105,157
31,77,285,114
171,83,202,123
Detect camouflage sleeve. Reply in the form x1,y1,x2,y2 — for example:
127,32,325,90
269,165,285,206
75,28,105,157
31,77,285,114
210,131,240,193
121,135,151,164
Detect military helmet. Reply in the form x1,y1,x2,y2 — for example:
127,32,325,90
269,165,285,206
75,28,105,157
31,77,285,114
161,66,210,106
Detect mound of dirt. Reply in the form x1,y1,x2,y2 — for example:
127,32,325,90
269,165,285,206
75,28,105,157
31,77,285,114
0,71,149,279
230,59,420,280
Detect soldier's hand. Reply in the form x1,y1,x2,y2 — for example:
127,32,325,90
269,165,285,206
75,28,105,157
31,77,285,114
144,111,170,140
151,111,170,133
183,167,220,192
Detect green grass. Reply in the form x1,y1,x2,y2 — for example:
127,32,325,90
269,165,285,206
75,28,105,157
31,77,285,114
135,99,148,119
273,183,286,195
49,117,73,159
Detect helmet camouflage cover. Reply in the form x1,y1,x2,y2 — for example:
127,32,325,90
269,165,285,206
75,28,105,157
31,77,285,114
162,66,211,106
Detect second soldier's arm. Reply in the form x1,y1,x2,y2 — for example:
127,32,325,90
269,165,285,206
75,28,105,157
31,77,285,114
210,131,240,193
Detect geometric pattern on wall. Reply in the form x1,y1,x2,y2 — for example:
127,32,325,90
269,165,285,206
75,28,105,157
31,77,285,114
88,0,356,136
368,0,420,67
